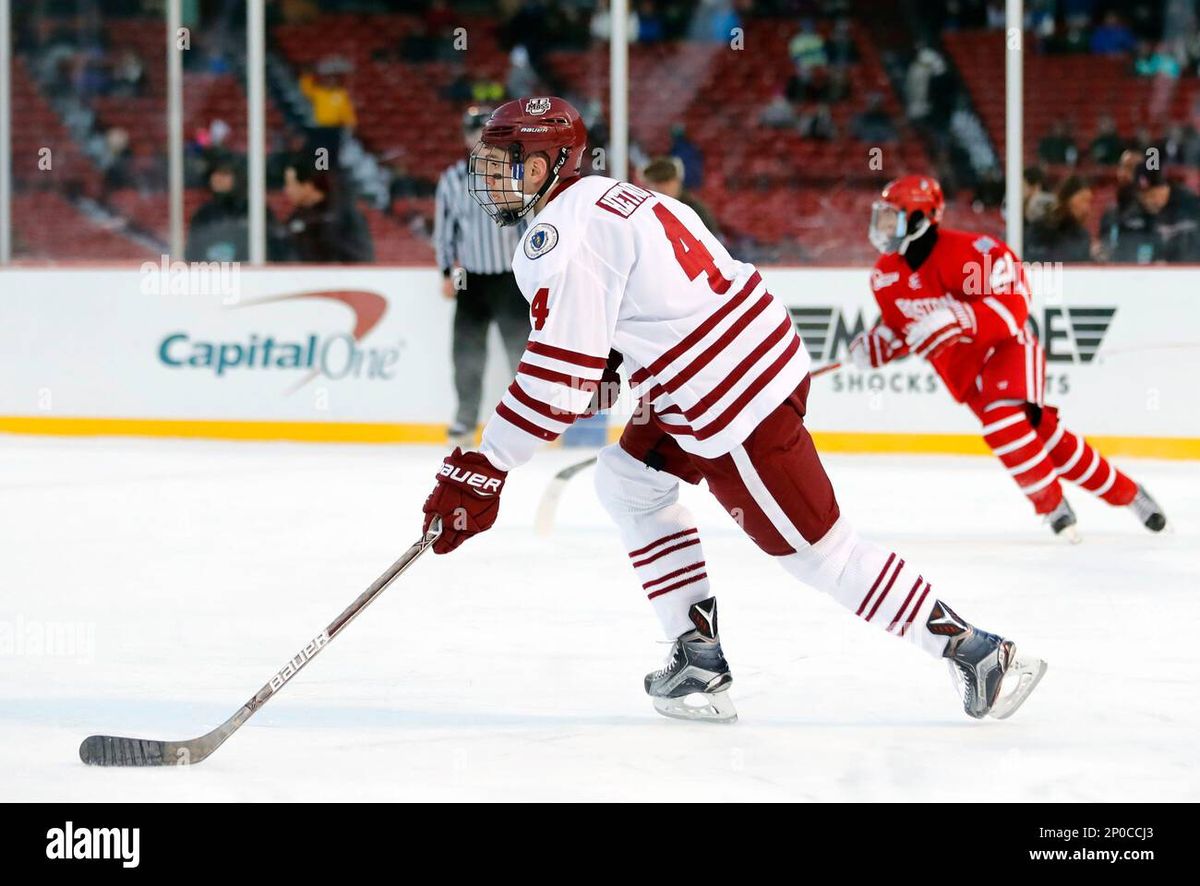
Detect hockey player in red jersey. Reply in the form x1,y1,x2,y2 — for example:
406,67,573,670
420,98,1047,723
851,175,1166,539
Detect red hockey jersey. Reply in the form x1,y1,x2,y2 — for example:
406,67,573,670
869,227,1033,402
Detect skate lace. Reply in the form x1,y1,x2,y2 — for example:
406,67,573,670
652,641,680,679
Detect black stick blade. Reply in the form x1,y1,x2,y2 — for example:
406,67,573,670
79,734,168,766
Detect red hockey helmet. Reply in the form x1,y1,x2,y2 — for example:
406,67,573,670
468,96,589,226
870,174,945,254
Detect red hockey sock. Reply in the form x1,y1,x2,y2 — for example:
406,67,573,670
1034,407,1137,507
979,403,1062,514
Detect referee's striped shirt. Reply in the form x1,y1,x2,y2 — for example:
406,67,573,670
434,159,529,276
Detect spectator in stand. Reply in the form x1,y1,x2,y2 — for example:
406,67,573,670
1023,166,1056,224
788,19,827,70
282,159,374,263
1089,114,1125,164
1133,40,1182,77
826,18,859,66
1090,12,1137,54
98,127,135,193
1050,16,1091,54
590,0,639,41
851,93,897,143
760,93,798,129
506,45,540,98
111,48,145,98
637,0,665,43
1026,176,1098,263
640,156,722,240
300,59,357,131
1099,148,1144,242
669,123,704,189
1161,120,1200,166
186,157,286,263
800,103,838,141
1110,165,1200,263
1038,118,1078,165
905,45,948,125
972,166,1006,210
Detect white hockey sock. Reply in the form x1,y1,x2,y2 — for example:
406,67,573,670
778,518,948,658
594,444,711,639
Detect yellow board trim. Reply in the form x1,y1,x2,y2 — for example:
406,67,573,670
2,416,1199,459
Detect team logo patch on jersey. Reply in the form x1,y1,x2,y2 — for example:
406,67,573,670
525,97,551,116
973,235,997,254
871,269,900,291
908,273,923,290
524,223,559,259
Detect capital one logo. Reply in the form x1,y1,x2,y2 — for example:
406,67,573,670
788,305,1116,365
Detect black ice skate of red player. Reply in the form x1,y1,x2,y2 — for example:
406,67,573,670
420,97,1047,723
851,174,1167,541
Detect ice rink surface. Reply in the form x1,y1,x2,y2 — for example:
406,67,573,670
1,434,1197,802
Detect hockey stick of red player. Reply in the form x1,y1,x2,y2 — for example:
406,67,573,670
533,361,843,535
78,518,443,767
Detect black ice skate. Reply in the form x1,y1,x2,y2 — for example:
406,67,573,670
1044,496,1080,544
928,601,1047,720
644,597,737,723
1129,485,1167,533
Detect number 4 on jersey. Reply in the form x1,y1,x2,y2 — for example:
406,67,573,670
531,286,550,331
652,203,730,293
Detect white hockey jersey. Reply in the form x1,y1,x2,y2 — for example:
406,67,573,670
478,175,810,471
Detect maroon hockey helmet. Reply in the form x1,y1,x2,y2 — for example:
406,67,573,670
468,96,589,226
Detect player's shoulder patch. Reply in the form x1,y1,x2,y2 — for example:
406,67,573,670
871,266,901,291
523,223,559,260
971,235,998,254
595,182,652,218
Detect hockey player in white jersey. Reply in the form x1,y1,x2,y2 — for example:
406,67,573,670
420,96,1046,723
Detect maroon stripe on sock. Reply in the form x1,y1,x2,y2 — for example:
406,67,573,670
631,538,702,569
642,561,707,591
647,571,708,600
857,552,896,617
627,528,697,559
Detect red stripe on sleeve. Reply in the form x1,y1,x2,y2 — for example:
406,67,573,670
525,341,608,370
495,401,560,441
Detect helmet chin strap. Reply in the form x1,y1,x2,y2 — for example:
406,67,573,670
507,145,570,218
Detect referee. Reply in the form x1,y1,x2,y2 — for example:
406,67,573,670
435,106,530,448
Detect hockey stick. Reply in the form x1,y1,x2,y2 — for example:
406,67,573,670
79,518,443,767
533,361,843,535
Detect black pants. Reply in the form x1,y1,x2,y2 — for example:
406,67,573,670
452,271,529,430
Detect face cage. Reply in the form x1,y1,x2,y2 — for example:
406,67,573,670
869,200,930,255
468,141,569,227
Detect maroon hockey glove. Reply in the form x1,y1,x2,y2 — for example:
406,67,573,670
903,302,976,360
422,448,508,554
848,325,906,369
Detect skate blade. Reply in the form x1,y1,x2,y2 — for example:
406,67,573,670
652,689,738,724
1060,526,1082,545
988,654,1048,720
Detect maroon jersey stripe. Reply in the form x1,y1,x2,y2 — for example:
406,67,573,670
691,332,803,441
507,380,580,423
525,341,608,370
629,271,762,385
495,401,559,441
517,361,590,389
681,316,795,422
663,293,773,394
